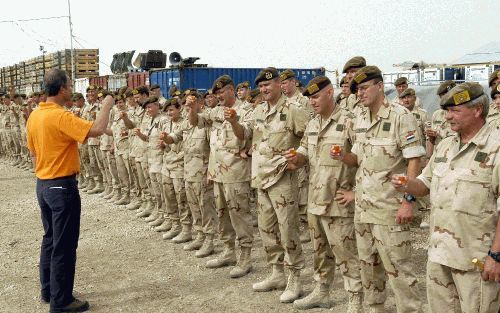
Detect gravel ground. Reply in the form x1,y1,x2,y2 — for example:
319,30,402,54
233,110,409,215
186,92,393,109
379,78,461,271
0,162,430,313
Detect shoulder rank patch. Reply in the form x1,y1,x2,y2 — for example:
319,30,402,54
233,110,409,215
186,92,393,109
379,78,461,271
382,122,391,131
280,113,287,121
474,151,487,163
355,128,367,133
336,124,344,131
308,131,318,136
434,156,447,163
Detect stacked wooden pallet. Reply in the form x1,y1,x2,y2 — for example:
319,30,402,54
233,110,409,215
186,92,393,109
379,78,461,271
0,49,99,92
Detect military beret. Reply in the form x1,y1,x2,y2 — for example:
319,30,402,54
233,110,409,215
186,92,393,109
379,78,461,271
212,75,234,93
168,85,179,98
440,82,485,109
165,97,181,108
132,85,149,95
124,90,134,98
490,84,500,100
97,90,111,98
72,93,84,101
114,94,125,102
144,96,159,106
436,81,456,96
394,77,408,86
173,90,182,97
302,76,332,97
489,69,500,87
183,88,198,96
399,88,416,98
150,84,160,90
236,81,251,90
246,88,261,102
279,69,296,81
349,66,383,93
203,89,213,98
339,76,348,86
255,67,279,85
342,56,366,73
86,85,97,92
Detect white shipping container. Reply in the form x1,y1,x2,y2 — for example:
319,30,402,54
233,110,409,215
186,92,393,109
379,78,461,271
74,78,89,97
422,68,443,83
108,74,128,92
465,65,490,82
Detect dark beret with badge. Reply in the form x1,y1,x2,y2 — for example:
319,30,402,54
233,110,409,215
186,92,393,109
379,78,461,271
399,88,416,98
279,69,296,82
72,92,84,101
150,84,160,90
246,88,261,103
164,97,182,109
440,82,485,109
302,76,332,97
203,89,213,99
143,96,159,107
394,77,408,86
132,85,149,96
212,75,234,93
489,69,500,87
97,90,111,99
255,67,279,85
490,84,500,100
349,66,383,93
436,80,456,96
339,76,348,86
86,84,97,92
342,56,366,73
236,81,250,90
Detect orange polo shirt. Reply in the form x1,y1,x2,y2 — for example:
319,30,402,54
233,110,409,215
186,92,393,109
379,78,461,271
26,102,93,179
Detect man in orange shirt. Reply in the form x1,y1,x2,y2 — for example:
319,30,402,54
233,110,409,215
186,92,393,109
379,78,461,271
27,69,114,313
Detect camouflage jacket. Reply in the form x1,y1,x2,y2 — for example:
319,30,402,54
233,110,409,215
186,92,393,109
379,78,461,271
418,124,500,270
160,117,184,178
110,107,130,155
242,94,310,189
352,99,425,225
297,105,356,217
145,113,167,174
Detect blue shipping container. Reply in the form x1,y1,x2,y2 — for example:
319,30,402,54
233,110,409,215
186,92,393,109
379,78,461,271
149,67,325,97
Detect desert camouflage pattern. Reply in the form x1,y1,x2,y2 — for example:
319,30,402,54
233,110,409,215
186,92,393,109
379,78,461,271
430,108,454,148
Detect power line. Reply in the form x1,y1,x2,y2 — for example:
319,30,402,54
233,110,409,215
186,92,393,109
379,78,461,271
0,16,68,23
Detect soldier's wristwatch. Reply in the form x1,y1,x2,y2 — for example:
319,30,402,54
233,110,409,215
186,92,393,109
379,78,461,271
403,194,416,202
488,250,500,262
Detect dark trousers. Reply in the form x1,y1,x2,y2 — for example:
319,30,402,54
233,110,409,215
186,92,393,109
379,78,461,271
36,175,81,309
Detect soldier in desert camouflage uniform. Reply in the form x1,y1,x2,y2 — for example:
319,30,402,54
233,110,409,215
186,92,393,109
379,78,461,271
285,76,363,312
338,66,425,313
426,81,456,157
394,82,500,313
231,67,310,303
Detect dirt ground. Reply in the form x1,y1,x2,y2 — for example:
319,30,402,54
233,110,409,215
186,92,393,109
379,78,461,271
0,162,430,313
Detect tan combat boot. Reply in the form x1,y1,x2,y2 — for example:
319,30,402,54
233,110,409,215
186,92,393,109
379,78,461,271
144,207,159,222
154,219,172,232
136,200,153,218
346,292,363,313
195,234,214,258
252,264,286,292
162,222,181,240
293,282,330,310
280,269,303,303
82,179,96,193
110,189,122,203
229,247,252,278
116,193,130,205
172,225,192,243
87,181,104,194
183,232,204,251
126,199,141,210
102,185,114,198
149,213,164,227
206,245,236,268
366,304,384,313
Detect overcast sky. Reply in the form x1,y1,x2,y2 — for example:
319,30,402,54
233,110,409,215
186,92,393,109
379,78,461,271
1,0,499,75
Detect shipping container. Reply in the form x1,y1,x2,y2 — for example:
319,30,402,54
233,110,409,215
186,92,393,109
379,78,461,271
89,75,108,89
149,67,324,98
127,71,149,89
74,78,90,97
108,74,128,92
465,65,491,82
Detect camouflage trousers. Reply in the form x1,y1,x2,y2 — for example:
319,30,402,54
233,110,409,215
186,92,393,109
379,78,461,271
78,143,90,181
257,171,304,270
214,181,253,248
355,223,422,312
103,150,120,189
162,174,190,226
297,166,308,216
427,261,500,313
185,179,217,235
308,214,362,292
115,151,131,194
139,160,152,200
87,145,103,182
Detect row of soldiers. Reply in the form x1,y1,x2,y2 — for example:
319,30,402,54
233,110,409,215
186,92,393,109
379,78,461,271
3,60,500,312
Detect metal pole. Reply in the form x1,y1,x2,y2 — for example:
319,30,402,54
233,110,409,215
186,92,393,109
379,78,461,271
67,0,75,86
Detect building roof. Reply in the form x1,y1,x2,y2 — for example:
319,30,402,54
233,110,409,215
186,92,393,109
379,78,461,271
451,41,500,65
